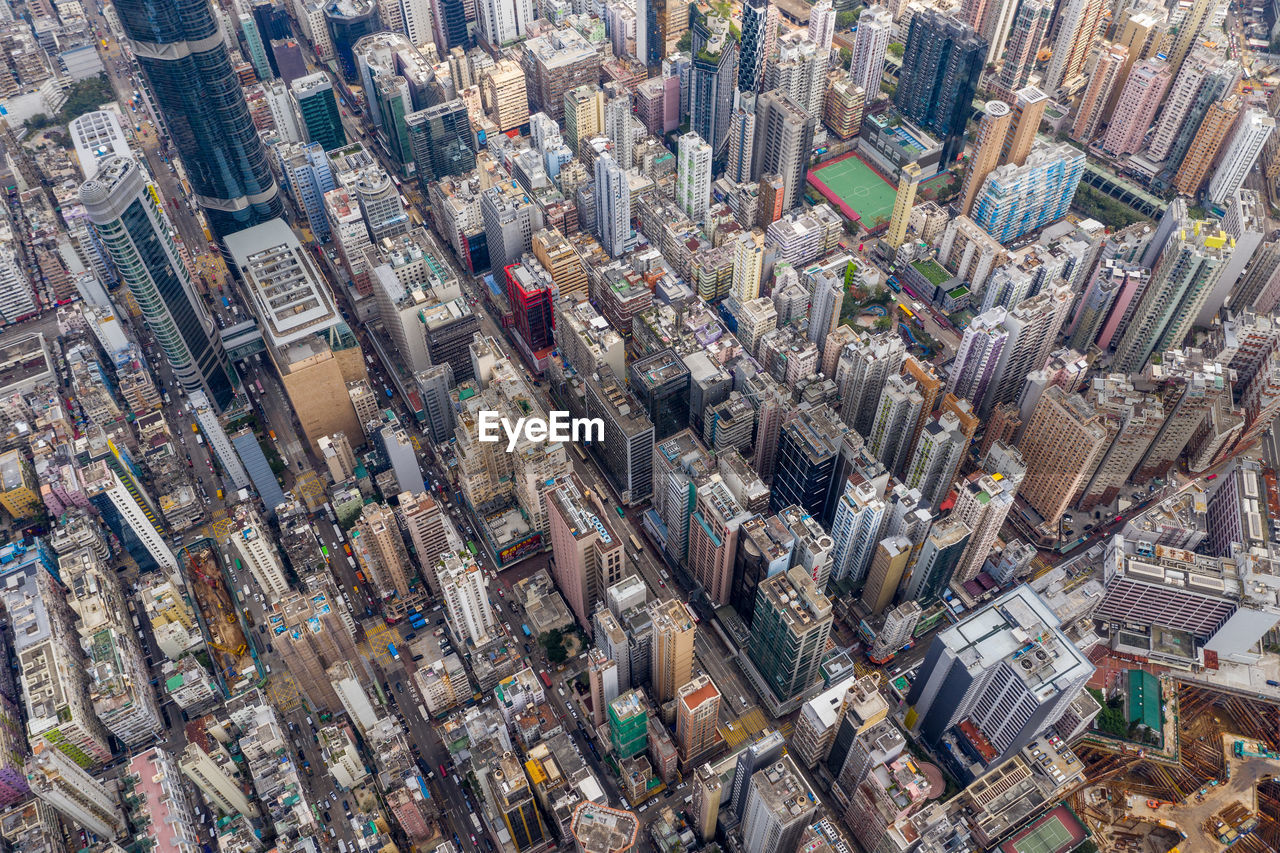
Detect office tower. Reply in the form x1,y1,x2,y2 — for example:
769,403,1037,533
794,674,888,769
729,730,787,821
504,260,556,366
279,141,337,240
835,329,908,432
588,649,620,726
650,599,696,706
739,0,778,93
1002,86,1048,167
808,0,835,51
398,491,447,586
437,552,496,645
406,101,476,183
326,0,380,80
81,457,176,574
860,536,912,615
951,444,1024,583
1174,96,1241,197
25,743,124,840
752,91,815,214
689,2,739,151
608,690,649,758
1150,49,1238,165
907,586,1093,762
1167,0,1216,72
726,94,758,182
478,0,532,47
1076,375,1166,509
290,72,346,152
770,405,847,518
849,5,891,99
868,375,924,474
677,132,713,223
1113,217,1231,373
905,411,967,507
1207,110,1276,206
693,764,723,840
824,77,865,140
902,517,970,601
229,505,290,600
950,308,1009,411
486,753,546,853
533,230,587,300
767,32,828,118
993,0,1049,100
741,755,819,853
689,474,750,603
731,231,766,302
481,183,535,274
116,0,282,238
80,157,237,409
883,161,921,249
483,59,530,132
547,473,625,627
745,567,833,711
730,512,795,620
638,0,687,65
1017,387,1108,527
895,11,986,165
1042,0,1106,93
676,676,721,761
970,143,1085,244
1101,59,1171,156
564,84,604,154
1070,44,1127,144
961,101,1012,216
594,153,631,258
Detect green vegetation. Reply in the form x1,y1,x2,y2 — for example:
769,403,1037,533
836,10,859,29
1072,183,1151,229
1089,688,1129,738
880,80,897,97
838,47,852,66
1187,205,1209,220
25,75,115,130
677,31,692,52
1073,842,1099,853
912,258,950,287
887,42,905,57
541,628,569,664
874,316,893,331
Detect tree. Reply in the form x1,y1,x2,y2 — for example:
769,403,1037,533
874,316,893,331
541,628,569,663
838,47,852,66
836,10,859,29
887,42,905,57
677,31,692,52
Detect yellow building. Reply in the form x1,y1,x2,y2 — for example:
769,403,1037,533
0,449,40,519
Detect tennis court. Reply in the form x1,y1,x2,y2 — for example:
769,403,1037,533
998,807,1086,853
808,152,899,228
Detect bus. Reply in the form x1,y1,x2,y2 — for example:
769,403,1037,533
629,534,643,554
573,445,588,462
886,275,901,292
388,643,400,661
522,624,532,638
255,380,265,395
466,541,478,557
410,613,427,629
615,506,625,518
899,303,915,320
539,670,552,688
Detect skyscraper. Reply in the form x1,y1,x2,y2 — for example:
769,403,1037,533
1101,59,1172,156
490,752,547,852
745,567,834,712
767,32,828,118
739,0,779,94
731,230,766,301
677,131,713,222
638,0,687,66
290,72,346,152
1174,95,1242,197
650,599,696,704
849,5,891,99
605,88,634,169
437,552,497,646
676,676,722,761
726,93,758,182
729,730,786,817
992,0,1049,100
1042,0,1106,93
951,443,1024,583
960,100,1012,216
752,91,815,214
547,473,625,626
116,0,282,238
1070,44,1127,145
808,0,835,52
1167,0,1217,73
1001,86,1048,168
1207,109,1276,206
1150,50,1238,169
594,152,631,258
25,743,124,840
885,161,921,249
949,307,1009,411
740,755,819,853
79,157,238,410
690,2,739,151
970,143,1085,244
895,10,986,165
406,100,476,183
1016,388,1109,527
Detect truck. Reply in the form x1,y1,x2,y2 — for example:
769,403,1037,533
522,624,532,638
388,643,400,661
221,296,231,309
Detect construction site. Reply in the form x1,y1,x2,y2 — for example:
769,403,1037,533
180,542,258,694
1072,682,1280,853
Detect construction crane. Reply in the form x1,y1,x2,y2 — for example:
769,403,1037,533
208,641,246,656
184,549,219,590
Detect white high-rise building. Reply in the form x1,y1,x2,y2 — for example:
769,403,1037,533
594,152,631,258
477,0,532,47
81,459,176,573
1207,109,1276,206
229,505,291,599
726,94,757,183
952,442,1025,584
849,5,891,98
677,131,713,222
740,754,819,853
807,0,835,52
949,307,1010,413
905,411,968,508
767,32,827,117
605,92,633,169
731,230,766,301
0,245,36,323
263,79,303,143
397,0,435,47
180,732,257,817
26,742,125,839
829,479,887,583
437,552,497,645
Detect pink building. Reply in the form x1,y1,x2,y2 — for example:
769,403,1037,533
547,473,625,627
1102,59,1172,156
128,747,202,853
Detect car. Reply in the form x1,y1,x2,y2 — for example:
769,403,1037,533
439,764,448,777
324,811,331,821
1207,473,1218,480
396,682,403,693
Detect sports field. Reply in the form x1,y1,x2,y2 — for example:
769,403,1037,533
808,152,899,228
998,806,1088,853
